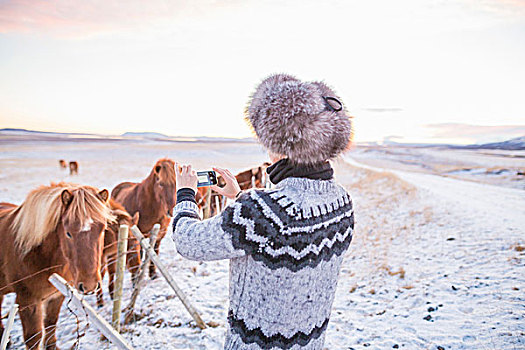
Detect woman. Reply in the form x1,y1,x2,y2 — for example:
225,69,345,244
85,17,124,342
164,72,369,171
172,73,354,349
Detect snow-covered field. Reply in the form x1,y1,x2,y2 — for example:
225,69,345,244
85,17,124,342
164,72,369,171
350,145,525,190
0,139,523,349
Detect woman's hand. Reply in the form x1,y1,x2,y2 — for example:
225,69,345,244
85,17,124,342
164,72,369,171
175,163,198,193
211,167,242,200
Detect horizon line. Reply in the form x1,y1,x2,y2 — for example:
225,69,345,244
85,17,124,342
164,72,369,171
1,127,524,147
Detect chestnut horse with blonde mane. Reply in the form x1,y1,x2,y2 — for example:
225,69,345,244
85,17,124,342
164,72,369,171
97,199,140,307
0,183,113,350
111,158,176,278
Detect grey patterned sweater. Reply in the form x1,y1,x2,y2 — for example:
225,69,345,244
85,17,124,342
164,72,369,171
171,177,354,349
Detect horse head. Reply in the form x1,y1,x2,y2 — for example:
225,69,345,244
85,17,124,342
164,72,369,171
152,158,177,216
59,186,112,294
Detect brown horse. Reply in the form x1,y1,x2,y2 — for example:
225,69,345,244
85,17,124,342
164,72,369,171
234,162,271,189
58,160,67,169
0,202,17,211
157,214,171,250
0,183,113,349
210,162,271,216
111,158,176,278
69,161,78,175
96,199,140,307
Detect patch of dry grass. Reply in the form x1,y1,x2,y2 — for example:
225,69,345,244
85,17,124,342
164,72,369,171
511,243,524,252
383,266,406,279
333,159,431,289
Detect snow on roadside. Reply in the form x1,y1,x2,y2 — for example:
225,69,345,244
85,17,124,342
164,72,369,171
331,157,524,349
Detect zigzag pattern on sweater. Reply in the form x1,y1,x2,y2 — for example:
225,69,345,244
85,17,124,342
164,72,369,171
221,189,354,271
228,310,329,349
172,211,201,232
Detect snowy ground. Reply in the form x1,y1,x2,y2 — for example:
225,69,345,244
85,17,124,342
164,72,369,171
350,145,525,190
1,139,523,349
335,158,524,349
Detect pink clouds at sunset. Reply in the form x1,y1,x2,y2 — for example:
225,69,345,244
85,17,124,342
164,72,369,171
0,0,523,143
1,0,523,38
0,0,230,38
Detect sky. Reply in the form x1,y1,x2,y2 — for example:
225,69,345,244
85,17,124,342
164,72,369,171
0,0,524,144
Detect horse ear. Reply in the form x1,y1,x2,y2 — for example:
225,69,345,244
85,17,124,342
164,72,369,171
154,165,162,181
98,189,109,203
61,189,73,207
132,211,140,225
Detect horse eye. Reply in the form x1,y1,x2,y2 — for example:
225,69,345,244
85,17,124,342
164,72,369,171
66,232,72,238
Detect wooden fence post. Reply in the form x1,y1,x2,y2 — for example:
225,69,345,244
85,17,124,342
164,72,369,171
0,303,18,350
130,225,207,329
215,195,221,215
263,170,271,189
123,224,160,324
48,274,134,350
112,225,129,332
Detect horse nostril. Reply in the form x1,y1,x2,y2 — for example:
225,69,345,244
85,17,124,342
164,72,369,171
78,282,85,293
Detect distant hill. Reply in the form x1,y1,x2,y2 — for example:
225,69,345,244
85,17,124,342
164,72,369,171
121,132,255,142
0,128,76,135
456,136,525,150
0,128,120,143
367,135,525,150
0,128,255,143
121,132,170,139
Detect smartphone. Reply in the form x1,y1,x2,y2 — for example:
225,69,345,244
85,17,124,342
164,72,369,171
197,170,218,187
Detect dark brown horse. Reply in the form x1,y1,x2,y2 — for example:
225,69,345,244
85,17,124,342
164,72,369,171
210,162,271,216
69,161,78,175
96,199,140,307
0,183,113,349
111,158,176,278
234,162,271,189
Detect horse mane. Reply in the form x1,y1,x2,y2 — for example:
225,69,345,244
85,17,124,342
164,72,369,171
151,158,176,185
11,182,115,255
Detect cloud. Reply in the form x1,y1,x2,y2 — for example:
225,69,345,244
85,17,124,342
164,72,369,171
464,0,525,17
362,108,403,113
0,0,240,38
425,123,525,143
2,0,524,39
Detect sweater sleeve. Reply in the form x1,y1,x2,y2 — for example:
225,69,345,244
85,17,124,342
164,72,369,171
176,187,197,205
171,200,247,261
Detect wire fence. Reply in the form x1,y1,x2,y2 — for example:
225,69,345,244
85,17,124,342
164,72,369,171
1,293,91,350
1,167,269,349
0,226,165,350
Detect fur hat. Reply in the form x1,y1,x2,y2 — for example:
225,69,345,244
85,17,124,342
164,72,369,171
245,73,352,164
